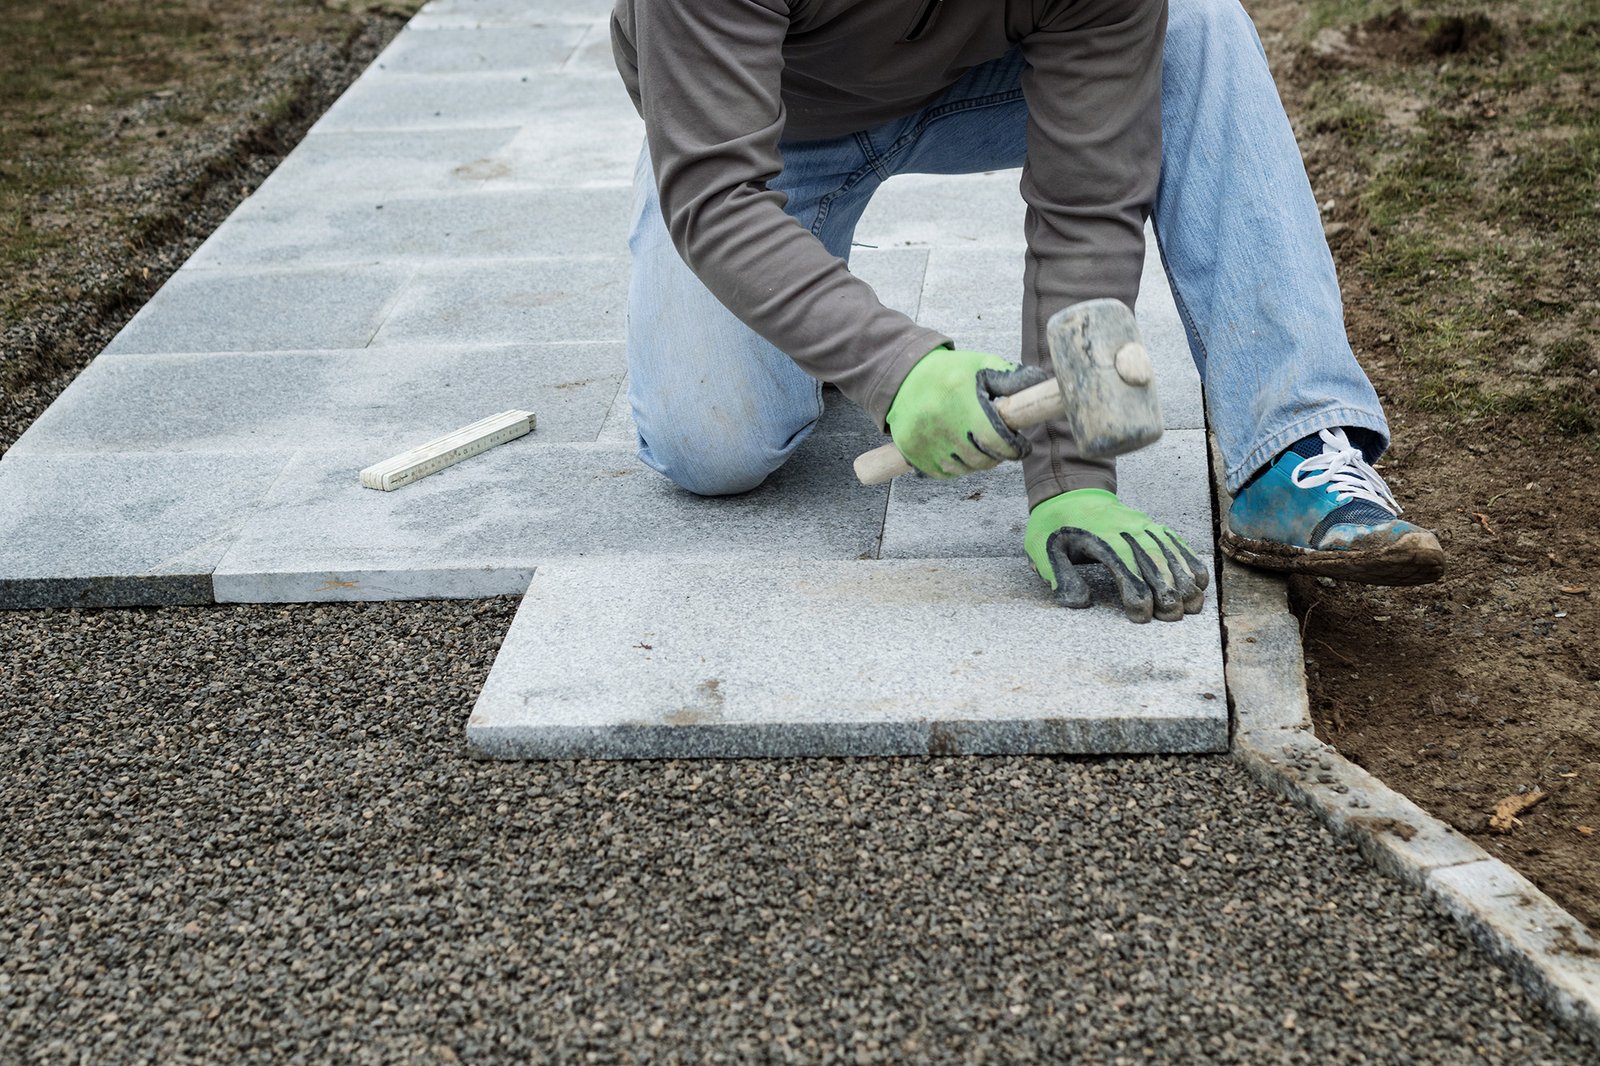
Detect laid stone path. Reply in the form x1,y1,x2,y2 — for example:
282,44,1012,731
0,0,1222,757
2,1,1597,1056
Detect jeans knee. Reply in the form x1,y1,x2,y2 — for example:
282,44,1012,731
638,418,814,497
655,448,777,496
1167,0,1257,57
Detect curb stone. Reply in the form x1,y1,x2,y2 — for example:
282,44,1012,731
1214,455,1600,1052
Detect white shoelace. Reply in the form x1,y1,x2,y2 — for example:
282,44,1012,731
1290,428,1402,514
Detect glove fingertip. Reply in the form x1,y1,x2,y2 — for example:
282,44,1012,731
1167,532,1210,591
1057,585,1094,610
1159,533,1208,605
1124,532,1180,617
1046,533,1093,609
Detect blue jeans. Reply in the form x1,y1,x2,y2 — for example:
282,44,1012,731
624,0,1390,499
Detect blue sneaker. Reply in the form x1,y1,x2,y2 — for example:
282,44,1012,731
1222,428,1445,585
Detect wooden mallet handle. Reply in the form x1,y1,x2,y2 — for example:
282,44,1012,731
852,377,1064,485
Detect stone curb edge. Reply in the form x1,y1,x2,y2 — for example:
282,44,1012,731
1213,471,1600,1051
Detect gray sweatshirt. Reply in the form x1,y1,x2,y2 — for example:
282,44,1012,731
612,0,1165,503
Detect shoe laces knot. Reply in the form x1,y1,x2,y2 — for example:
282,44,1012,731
1290,429,1402,514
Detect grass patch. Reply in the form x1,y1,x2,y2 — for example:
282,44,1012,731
0,3,220,274
1292,0,1599,442
1494,127,1600,224
1300,0,1393,38
1542,337,1590,372
0,0,403,332
1362,131,1473,227
1300,81,1385,141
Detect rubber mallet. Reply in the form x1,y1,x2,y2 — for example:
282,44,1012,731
853,298,1162,484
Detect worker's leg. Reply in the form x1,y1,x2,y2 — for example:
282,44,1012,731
625,142,880,495
1154,0,1390,496
1155,0,1441,582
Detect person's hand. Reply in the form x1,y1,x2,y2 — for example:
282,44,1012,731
885,349,1047,478
1026,489,1209,623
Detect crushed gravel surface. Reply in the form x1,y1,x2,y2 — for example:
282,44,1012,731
0,600,1590,1063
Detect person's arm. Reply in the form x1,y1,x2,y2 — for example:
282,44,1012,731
1017,0,1167,505
630,0,950,427
1019,0,1165,345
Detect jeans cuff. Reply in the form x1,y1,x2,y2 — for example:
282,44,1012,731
1224,406,1391,495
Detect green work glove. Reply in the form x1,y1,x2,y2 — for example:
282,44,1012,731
1025,489,1209,624
885,349,1048,478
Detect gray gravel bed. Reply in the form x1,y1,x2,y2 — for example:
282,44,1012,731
0,599,1589,1064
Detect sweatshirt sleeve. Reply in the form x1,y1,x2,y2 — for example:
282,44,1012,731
630,0,951,428
1015,0,1167,506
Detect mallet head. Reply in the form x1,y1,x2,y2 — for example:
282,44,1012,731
1046,298,1163,460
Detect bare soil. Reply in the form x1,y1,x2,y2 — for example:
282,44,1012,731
1246,0,1599,930
0,0,1593,937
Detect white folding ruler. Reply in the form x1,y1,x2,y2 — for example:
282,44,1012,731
360,409,536,491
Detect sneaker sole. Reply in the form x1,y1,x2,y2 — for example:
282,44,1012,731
1219,528,1446,586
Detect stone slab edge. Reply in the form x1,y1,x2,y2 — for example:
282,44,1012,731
470,715,1225,762
0,575,214,610
1213,445,1600,1052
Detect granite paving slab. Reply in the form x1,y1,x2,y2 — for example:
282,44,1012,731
848,247,928,320
593,375,638,445
484,119,644,188
254,122,641,202
188,187,633,268
245,128,526,203
412,0,614,25
854,171,1028,251
561,21,623,75
597,380,879,446
920,236,1192,361
311,70,636,134
466,556,1228,759
101,265,414,356
879,428,1214,560
7,344,624,456
917,246,1026,342
0,451,295,608
367,246,927,349
212,435,890,603
369,257,628,347
369,22,590,76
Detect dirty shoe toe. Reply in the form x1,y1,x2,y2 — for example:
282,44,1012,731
1221,428,1446,586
